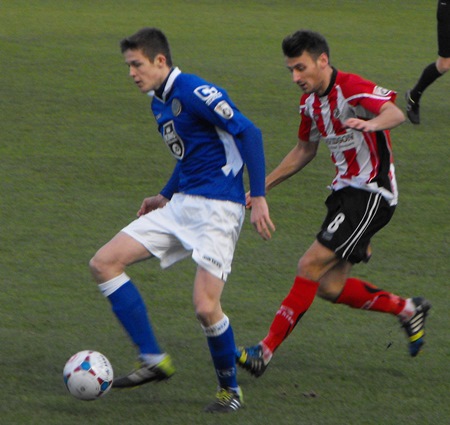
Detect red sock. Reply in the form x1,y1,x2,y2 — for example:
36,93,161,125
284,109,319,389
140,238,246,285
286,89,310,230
262,276,319,354
335,277,405,315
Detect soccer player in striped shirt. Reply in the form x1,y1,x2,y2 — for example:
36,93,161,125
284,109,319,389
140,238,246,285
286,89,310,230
237,30,431,378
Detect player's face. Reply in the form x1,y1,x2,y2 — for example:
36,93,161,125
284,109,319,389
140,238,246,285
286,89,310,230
285,51,330,96
124,49,168,93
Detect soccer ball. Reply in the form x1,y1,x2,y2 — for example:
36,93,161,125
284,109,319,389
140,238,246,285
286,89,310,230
63,350,114,401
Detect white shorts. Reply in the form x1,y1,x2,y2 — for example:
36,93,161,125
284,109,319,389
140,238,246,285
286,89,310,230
121,194,245,281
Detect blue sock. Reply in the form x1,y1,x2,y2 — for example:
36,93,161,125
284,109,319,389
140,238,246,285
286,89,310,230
205,316,238,389
106,279,161,355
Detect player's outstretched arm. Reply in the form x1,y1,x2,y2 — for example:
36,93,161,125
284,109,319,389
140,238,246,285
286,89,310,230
245,139,318,209
344,102,405,132
265,139,318,191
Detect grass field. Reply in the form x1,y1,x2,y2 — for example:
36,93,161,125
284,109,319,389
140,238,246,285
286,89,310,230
1,1,449,424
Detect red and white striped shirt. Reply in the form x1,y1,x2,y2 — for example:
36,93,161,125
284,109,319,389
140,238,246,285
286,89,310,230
298,69,398,205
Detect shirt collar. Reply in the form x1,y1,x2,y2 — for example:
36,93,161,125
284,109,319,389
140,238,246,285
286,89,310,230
148,67,182,101
320,67,338,97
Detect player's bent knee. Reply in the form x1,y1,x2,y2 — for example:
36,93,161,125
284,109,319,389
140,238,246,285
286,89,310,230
88,256,103,280
194,303,222,328
89,254,120,283
297,258,321,281
195,308,214,325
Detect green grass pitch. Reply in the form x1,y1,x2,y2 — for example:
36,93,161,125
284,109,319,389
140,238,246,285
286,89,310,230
1,1,448,424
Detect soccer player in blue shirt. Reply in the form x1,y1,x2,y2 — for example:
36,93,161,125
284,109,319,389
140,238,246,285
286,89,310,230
89,27,274,413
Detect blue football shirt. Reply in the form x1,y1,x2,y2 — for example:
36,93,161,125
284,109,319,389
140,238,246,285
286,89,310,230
150,67,265,205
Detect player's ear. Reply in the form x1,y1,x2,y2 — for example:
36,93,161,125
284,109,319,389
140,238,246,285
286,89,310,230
154,53,167,68
317,52,329,69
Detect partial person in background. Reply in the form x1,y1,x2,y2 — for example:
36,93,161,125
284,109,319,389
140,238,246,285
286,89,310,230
405,0,450,124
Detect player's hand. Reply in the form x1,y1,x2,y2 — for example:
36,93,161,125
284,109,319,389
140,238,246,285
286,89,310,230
245,191,252,209
249,196,275,240
137,194,169,217
344,118,376,132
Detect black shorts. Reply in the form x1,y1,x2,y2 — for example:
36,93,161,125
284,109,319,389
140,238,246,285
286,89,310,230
316,187,395,264
437,0,450,57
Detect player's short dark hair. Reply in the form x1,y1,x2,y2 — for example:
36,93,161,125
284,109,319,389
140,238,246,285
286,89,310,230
282,30,330,60
120,27,173,66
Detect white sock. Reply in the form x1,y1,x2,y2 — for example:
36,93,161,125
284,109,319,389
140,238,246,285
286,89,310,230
140,353,166,366
260,341,273,363
398,298,415,321
202,315,229,337
98,273,130,297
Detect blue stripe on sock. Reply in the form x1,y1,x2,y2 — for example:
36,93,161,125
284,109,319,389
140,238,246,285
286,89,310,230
107,280,161,355
207,323,238,389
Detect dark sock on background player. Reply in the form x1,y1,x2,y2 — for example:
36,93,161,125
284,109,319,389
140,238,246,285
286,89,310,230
409,62,443,103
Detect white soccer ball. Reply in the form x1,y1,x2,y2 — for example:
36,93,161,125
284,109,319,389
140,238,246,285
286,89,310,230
63,350,114,401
